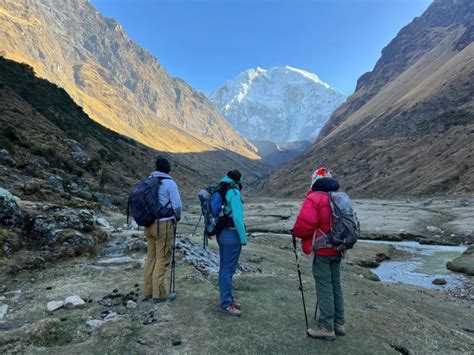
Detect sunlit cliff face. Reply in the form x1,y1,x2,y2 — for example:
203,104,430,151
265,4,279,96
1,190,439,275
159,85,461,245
0,0,259,158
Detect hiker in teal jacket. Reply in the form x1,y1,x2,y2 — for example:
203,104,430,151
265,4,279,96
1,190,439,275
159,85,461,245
218,170,246,317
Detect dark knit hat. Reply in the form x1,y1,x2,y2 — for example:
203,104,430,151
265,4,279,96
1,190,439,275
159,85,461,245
155,156,171,174
227,170,242,183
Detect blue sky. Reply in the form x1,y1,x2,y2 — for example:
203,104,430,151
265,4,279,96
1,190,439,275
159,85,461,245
92,0,432,95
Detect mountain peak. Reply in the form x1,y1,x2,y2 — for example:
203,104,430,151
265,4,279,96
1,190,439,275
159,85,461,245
209,66,347,142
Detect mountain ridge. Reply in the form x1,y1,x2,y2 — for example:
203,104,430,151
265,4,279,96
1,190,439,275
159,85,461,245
264,0,474,198
0,0,258,159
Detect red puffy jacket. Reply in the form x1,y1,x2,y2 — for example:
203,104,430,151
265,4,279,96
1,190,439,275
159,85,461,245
293,190,341,256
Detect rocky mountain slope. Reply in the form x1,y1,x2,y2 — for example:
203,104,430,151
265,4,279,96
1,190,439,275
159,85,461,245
265,0,474,197
209,66,347,142
0,56,264,207
0,0,257,158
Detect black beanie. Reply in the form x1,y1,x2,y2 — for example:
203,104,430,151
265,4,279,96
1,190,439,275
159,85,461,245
227,170,242,183
155,156,171,174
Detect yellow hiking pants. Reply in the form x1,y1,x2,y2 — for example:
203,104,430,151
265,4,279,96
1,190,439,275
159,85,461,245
143,220,175,298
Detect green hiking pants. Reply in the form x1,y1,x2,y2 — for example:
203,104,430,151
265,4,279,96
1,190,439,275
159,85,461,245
313,255,345,331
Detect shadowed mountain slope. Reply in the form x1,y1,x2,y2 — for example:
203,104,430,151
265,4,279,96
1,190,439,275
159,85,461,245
264,0,474,198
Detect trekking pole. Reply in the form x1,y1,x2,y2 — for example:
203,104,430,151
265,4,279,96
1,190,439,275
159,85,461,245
191,212,203,238
291,231,309,333
314,300,319,320
168,220,178,299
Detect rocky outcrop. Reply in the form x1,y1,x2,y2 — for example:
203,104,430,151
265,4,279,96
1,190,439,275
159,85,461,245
265,0,474,197
176,237,261,275
0,188,21,227
0,187,110,270
447,245,474,276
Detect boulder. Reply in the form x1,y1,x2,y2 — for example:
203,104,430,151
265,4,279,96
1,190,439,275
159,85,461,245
67,139,90,167
426,225,442,233
0,149,16,167
64,295,86,309
177,236,261,275
95,216,112,229
432,278,447,285
24,204,96,246
446,245,474,276
126,300,137,309
0,187,22,227
47,300,64,312
0,304,8,320
45,175,64,192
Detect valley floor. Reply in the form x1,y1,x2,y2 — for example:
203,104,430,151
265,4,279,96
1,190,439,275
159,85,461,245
1,197,473,354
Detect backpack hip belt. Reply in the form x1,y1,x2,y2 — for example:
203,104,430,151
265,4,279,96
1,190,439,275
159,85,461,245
312,228,336,251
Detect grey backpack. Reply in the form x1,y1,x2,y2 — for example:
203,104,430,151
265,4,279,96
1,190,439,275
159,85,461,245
314,192,360,251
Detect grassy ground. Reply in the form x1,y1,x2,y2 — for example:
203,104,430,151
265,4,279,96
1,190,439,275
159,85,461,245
1,232,473,354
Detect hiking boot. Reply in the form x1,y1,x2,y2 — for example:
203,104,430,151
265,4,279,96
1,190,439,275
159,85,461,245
307,326,337,341
167,293,176,302
231,301,241,310
142,295,152,302
335,323,346,336
153,297,167,303
220,304,242,317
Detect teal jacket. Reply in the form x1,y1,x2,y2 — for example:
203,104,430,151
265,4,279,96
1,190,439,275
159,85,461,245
220,176,247,245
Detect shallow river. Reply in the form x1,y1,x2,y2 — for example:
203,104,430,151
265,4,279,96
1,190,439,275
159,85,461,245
360,240,468,290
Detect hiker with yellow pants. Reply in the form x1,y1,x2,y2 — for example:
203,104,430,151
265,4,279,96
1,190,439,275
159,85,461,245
129,156,182,303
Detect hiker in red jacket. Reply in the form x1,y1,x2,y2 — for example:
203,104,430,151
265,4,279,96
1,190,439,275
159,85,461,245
293,168,345,341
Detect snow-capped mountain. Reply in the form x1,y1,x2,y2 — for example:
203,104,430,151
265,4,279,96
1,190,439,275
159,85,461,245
209,66,347,142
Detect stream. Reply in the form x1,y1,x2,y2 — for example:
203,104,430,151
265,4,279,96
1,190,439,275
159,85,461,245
359,240,468,290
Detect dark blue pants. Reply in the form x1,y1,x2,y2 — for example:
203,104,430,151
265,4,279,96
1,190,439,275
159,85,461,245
217,228,242,309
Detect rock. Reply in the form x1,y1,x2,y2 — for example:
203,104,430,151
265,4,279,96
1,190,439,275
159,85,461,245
0,188,22,227
126,300,137,309
130,239,147,253
95,217,112,229
432,278,447,285
128,220,139,230
137,339,146,345
90,317,133,339
104,311,118,321
76,191,93,200
0,149,16,166
45,175,64,191
176,236,261,275
24,162,40,176
426,225,442,233
67,139,90,167
390,343,410,354
171,336,182,346
47,300,64,312
86,319,105,328
357,260,380,268
446,246,474,276
4,289,22,302
422,199,433,206
64,295,86,309
0,304,8,320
